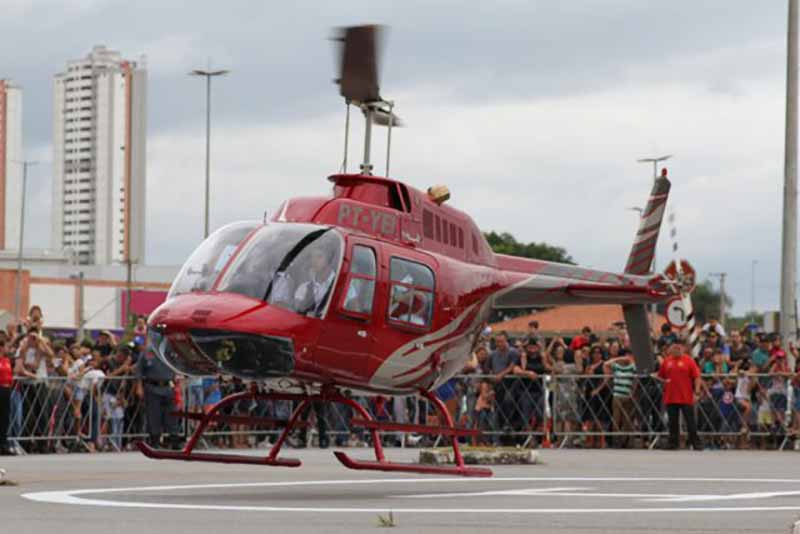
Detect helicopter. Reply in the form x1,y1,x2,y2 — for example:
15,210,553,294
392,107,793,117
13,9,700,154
139,25,689,478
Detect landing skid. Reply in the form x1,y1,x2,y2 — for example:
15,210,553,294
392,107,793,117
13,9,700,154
138,385,492,477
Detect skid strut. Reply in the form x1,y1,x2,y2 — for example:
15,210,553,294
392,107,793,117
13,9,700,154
138,386,492,477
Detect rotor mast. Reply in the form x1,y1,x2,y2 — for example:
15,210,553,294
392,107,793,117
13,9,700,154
334,25,402,176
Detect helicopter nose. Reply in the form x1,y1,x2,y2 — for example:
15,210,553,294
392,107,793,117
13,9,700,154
148,295,296,380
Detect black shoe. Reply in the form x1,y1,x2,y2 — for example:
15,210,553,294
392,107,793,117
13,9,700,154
691,442,704,451
664,444,679,450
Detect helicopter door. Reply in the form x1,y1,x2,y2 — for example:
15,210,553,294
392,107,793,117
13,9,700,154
315,241,378,382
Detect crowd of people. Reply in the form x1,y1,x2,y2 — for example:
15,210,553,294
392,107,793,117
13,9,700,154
456,319,800,450
1,305,800,456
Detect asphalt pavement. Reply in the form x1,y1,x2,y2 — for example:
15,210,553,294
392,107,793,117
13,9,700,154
2,447,799,533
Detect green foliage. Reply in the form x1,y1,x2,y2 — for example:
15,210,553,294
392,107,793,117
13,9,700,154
484,231,573,320
692,279,734,324
726,312,763,331
483,231,574,264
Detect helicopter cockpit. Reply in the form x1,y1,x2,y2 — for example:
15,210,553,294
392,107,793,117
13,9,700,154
169,222,344,318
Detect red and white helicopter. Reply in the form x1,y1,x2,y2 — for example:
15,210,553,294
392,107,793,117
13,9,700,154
140,25,689,477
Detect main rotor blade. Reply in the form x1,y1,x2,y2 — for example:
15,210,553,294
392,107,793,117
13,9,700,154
334,24,384,103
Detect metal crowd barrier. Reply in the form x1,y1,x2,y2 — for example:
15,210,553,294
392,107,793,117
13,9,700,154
5,372,799,453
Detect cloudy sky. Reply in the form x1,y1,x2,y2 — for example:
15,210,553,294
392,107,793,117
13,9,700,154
1,0,794,315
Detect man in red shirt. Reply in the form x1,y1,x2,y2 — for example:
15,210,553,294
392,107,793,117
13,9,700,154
658,342,702,450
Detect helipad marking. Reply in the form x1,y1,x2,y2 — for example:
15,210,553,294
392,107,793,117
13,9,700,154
21,477,800,515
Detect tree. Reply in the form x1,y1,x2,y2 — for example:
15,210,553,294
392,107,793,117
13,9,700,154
483,231,574,264
690,279,734,324
484,231,574,322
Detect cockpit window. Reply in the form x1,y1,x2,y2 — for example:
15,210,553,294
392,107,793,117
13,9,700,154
216,223,343,318
168,221,260,299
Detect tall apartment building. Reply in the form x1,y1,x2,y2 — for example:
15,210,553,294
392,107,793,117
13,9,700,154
0,79,23,252
52,45,147,265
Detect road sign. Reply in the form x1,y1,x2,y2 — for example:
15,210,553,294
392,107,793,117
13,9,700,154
664,259,697,293
666,297,688,328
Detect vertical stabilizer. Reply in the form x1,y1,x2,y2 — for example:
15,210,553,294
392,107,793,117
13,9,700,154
624,175,671,275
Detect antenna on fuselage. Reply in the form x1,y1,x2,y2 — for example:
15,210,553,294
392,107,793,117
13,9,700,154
333,25,403,177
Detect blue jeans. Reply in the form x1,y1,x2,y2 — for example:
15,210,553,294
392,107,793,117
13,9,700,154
188,384,204,411
9,388,23,443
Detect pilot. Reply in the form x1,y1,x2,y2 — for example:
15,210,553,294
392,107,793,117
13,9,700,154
135,348,181,450
294,246,337,317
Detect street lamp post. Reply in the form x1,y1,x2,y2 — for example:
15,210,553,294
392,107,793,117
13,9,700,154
751,259,758,316
13,160,37,318
189,67,230,239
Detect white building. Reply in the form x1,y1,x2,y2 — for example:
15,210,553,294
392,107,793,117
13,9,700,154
52,45,147,266
0,79,23,252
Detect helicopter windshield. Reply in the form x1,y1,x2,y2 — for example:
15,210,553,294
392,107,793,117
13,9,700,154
168,221,260,299
216,223,343,318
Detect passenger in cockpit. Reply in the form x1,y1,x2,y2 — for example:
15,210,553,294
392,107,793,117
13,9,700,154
294,245,337,317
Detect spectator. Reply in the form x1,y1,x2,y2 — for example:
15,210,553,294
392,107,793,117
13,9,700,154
569,326,592,351
702,316,726,339
791,362,800,450
95,330,116,358
16,327,54,452
604,348,636,448
133,316,148,346
704,330,725,354
0,338,13,455
525,320,541,347
767,347,791,433
23,305,44,333
583,345,610,448
658,342,702,450
752,335,772,379
734,362,756,441
699,347,714,373
549,337,580,443
657,323,678,351
512,340,549,440
104,346,134,450
464,345,491,375
488,332,520,428
76,354,105,452
728,330,752,370
136,347,180,450
703,350,729,376
474,379,496,445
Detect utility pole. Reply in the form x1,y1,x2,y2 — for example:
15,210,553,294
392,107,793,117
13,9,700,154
781,0,799,347
71,272,85,341
189,66,230,238
709,272,728,330
126,257,133,329
12,160,37,318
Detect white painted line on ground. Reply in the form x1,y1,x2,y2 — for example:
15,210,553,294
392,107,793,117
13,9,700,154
20,477,800,515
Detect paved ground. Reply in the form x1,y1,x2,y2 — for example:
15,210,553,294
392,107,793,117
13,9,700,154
2,447,799,533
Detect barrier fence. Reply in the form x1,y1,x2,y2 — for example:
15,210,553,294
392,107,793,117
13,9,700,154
4,373,799,453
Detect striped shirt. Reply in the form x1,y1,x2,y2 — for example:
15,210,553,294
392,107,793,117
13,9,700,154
612,362,636,398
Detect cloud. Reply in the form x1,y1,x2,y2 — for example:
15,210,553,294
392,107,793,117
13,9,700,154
1,0,794,316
